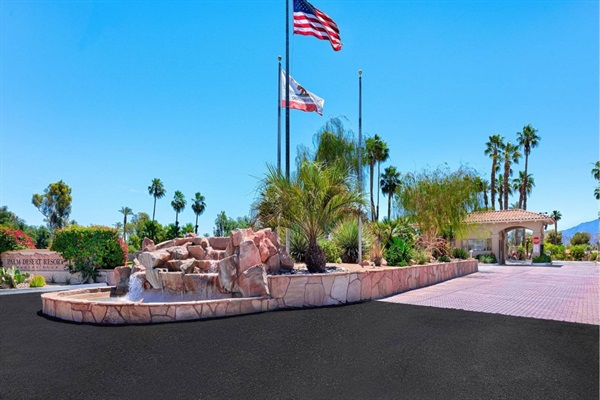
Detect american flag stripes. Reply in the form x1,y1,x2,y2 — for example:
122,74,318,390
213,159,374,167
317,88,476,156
293,0,342,51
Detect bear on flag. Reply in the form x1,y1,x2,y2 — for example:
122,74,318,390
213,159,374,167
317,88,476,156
281,70,324,116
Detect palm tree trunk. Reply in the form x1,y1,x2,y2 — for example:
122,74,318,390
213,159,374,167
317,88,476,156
490,160,496,210
123,215,127,240
387,193,392,221
376,162,381,221
195,214,199,234
152,197,157,222
369,163,375,221
305,238,326,273
503,165,509,210
523,154,529,210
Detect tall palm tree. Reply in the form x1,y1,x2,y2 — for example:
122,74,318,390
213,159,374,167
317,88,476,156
592,161,600,180
496,174,513,210
376,141,389,222
474,177,490,210
118,206,133,241
171,191,186,236
592,161,600,200
502,141,521,210
550,210,562,234
380,166,401,220
254,161,364,272
365,134,387,221
191,192,206,235
512,171,535,209
484,134,505,210
148,178,166,223
517,124,540,210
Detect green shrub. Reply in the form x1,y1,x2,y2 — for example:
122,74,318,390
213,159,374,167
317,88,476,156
545,231,562,245
318,239,341,263
476,253,497,264
385,237,413,267
332,219,371,263
51,226,127,268
51,226,127,283
532,253,552,263
0,226,36,266
413,249,430,265
288,228,307,263
29,275,46,288
438,255,451,262
570,232,590,246
452,248,469,260
569,244,586,261
590,252,597,261
0,266,30,288
544,243,566,260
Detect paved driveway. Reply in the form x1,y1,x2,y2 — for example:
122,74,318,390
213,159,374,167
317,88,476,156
381,262,600,325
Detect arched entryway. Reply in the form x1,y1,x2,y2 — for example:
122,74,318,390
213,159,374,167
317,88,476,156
500,226,534,264
457,210,555,265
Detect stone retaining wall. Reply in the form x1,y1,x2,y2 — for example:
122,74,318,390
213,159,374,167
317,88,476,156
42,288,276,324
42,260,477,324
268,260,478,308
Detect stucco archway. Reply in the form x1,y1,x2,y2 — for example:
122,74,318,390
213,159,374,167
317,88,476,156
456,210,555,265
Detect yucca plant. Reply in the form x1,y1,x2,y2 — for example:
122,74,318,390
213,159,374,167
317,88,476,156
332,219,372,263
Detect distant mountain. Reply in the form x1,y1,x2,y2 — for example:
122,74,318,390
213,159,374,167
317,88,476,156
560,219,599,245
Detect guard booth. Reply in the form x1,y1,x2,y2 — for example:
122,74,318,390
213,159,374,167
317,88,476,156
455,210,555,264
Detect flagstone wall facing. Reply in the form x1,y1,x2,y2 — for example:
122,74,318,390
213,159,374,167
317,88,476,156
42,260,477,324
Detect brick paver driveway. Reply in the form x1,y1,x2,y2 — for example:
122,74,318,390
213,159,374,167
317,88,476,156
380,262,599,325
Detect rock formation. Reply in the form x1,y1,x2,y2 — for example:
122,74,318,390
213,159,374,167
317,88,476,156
121,228,292,298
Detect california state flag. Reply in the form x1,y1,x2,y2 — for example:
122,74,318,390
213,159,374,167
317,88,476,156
281,70,324,116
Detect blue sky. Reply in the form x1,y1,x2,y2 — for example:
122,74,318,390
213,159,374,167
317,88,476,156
1,0,598,234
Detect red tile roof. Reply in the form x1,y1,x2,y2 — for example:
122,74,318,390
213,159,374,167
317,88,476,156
465,209,555,224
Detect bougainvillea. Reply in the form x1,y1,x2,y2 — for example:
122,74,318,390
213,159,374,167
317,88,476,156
0,226,36,265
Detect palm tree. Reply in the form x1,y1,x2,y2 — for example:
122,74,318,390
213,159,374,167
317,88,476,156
592,161,600,200
517,124,540,210
148,178,166,223
118,206,133,241
254,161,364,272
484,134,505,210
512,171,535,209
592,161,600,180
502,141,521,210
380,166,401,220
551,210,562,234
171,191,186,236
113,222,123,237
376,141,389,222
365,134,387,221
474,177,490,210
496,174,513,210
191,192,206,235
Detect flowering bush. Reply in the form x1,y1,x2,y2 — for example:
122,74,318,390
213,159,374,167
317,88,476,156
51,226,127,274
0,226,36,266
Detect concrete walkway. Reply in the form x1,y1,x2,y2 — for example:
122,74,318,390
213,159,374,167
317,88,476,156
380,262,600,325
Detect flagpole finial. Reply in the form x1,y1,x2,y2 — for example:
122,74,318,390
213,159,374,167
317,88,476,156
358,69,362,76
278,55,282,61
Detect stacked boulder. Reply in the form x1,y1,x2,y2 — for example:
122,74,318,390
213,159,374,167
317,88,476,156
119,228,294,298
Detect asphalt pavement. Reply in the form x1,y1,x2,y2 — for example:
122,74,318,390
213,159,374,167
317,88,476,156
0,292,597,399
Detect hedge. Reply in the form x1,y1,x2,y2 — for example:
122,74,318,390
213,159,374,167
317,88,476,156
51,226,127,270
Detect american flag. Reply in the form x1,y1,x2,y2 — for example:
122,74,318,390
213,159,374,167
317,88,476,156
293,0,342,51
